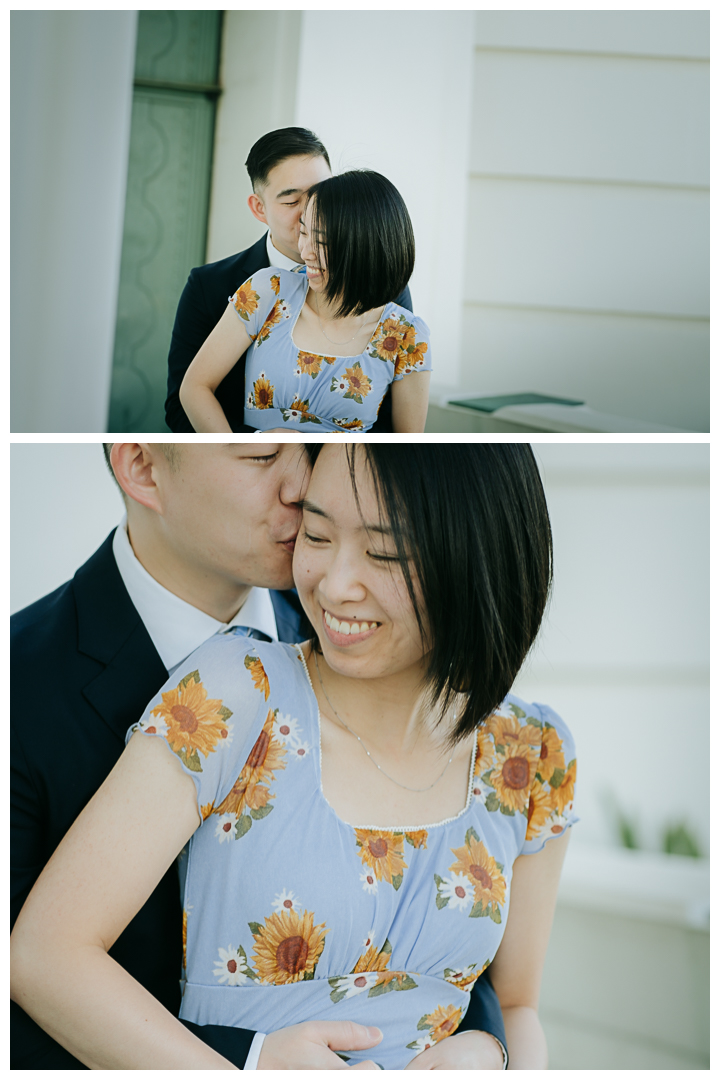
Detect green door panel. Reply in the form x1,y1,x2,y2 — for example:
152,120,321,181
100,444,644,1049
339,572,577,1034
108,11,221,432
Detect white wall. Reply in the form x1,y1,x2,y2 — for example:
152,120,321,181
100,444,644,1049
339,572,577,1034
206,11,301,263
11,445,124,613
11,11,137,433
517,443,709,855
461,11,709,431
293,11,475,387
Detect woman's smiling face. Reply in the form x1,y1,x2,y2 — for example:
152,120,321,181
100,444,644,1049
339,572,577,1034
293,445,427,682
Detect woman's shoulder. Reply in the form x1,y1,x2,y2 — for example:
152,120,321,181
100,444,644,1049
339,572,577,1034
381,303,430,340
230,267,303,322
488,694,575,755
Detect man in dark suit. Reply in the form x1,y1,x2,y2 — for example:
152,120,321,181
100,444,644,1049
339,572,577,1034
11,443,506,1070
165,128,411,435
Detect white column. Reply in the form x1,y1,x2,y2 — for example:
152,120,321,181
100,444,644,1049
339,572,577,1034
294,11,475,386
11,11,137,433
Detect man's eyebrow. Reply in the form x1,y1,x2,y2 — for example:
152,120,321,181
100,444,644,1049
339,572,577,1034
300,499,393,535
275,187,303,198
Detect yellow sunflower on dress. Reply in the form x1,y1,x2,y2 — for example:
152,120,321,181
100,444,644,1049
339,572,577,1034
395,339,429,377
450,833,506,915
233,281,260,320
485,741,537,813
552,759,576,814
200,801,215,821
525,778,554,840
251,908,327,984
214,708,286,817
270,274,280,296
537,724,566,783
371,319,404,360
474,727,496,776
343,362,372,401
424,1003,464,1042
405,829,428,849
487,711,542,749
244,654,270,700
444,961,488,992
356,829,407,888
251,375,274,409
333,418,365,431
151,671,232,767
182,909,188,970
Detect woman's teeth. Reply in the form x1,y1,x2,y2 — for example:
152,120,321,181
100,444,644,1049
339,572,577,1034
324,610,378,636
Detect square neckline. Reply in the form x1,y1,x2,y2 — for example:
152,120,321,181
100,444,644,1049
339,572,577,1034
288,275,389,361
292,643,479,833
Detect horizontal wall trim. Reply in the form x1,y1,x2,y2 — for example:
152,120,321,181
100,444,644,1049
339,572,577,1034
475,44,709,65
133,77,222,96
463,299,709,324
469,172,709,195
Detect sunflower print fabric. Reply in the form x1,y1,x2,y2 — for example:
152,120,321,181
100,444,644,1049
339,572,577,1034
127,639,577,1070
228,267,431,433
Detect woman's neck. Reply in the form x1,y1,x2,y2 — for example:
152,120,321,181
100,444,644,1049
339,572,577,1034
309,647,451,758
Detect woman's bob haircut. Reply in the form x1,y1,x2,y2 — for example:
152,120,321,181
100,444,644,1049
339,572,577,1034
308,444,553,745
304,170,415,318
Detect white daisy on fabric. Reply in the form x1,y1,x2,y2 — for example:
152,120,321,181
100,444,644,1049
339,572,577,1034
410,1033,435,1056
290,740,311,761
536,810,568,842
246,393,254,407
271,889,302,914
333,972,380,998
273,713,300,744
361,930,375,950
471,778,493,804
214,814,236,844
213,946,250,986
136,715,168,738
360,869,378,895
438,871,474,911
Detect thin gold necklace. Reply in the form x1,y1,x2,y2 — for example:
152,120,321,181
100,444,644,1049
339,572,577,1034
307,292,376,347
313,651,455,793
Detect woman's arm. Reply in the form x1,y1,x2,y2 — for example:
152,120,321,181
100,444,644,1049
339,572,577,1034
390,371,431,432
10,733,237,1070
180,304,255,433
487,831,571,1069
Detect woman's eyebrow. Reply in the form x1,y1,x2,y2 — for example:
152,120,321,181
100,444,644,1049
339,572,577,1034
300,500,392,535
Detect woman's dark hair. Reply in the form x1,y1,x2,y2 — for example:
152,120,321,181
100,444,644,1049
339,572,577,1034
307,444,553,745
245,127,331,191
304,170,415,318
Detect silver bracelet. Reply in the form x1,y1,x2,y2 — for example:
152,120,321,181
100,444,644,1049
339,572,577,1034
463,1030,508,1070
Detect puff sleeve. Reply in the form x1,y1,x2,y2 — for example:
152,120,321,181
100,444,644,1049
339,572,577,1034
521,703,579,855
392,315,432,381
126,632,273,824
228,268,288,343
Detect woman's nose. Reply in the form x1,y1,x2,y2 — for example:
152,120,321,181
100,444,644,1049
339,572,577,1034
322,555,366,605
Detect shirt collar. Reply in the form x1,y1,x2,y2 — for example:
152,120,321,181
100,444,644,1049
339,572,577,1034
112,519,278,673
266,231,304,273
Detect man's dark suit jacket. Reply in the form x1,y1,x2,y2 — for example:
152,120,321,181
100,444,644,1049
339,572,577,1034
11,534,505,1068
164,232,412,435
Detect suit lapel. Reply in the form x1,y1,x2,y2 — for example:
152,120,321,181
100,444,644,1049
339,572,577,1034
73,535,168,742
270,588,311,644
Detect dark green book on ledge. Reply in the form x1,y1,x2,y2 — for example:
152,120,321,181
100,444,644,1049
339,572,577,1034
447,392,585,413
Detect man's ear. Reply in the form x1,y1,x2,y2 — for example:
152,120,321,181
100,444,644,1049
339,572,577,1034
110,444,164,514
248,192,269,225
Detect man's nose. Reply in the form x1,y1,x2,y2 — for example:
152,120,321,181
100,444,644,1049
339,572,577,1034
279,447,311,505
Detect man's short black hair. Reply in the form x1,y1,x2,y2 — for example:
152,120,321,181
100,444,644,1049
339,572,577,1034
304,170,415,318
245,127,331,191
307,444,553,744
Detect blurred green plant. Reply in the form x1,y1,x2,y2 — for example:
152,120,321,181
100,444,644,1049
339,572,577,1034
662,823,701,858
602,791,702,857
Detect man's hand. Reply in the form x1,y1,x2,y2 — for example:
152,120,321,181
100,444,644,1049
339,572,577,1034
404,1030,505,1070
258,1021,383,1070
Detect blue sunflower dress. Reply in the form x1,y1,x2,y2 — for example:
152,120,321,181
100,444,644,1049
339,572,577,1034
127,633,578,1070
229,268,431,432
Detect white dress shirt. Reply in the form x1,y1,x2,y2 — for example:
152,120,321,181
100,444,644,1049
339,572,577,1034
113,520,278,675
266,231,304,273
113,520,272,1066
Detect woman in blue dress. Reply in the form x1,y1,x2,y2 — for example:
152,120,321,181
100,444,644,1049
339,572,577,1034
180,172,431,434
11,445,578,1069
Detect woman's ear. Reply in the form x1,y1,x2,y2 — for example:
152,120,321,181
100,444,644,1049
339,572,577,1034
247,192,269,225
110,444,163,514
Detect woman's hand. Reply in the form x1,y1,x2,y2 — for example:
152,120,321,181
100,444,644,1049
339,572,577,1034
404,1030,505,1070
180,304,254,433
258,1021,383,1069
